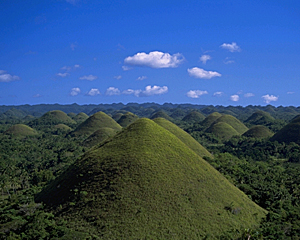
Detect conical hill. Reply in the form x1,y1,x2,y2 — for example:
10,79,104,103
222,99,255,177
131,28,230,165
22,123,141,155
28,110,76,128
205,122,240,141
73,112,89,123
70,111,122,137
82,127,118,148
4,124,38,137
245,111,275,125
212,114,248,135
150,110,173,121
117,112,139,127
201,112,222,129
153,117,212,158
243,125,274,138
270,121,300,144
182,111,205,123
37,118,265,238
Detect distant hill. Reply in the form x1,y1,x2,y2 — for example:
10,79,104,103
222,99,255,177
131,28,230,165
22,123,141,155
82,127,118,148
169,108,187,120
270,116,300,144
201,112,222,129
117,112,139,127
182,111,205,123
70,111,122,137
73,112,89,123
28,110,76,128
212,115,248,135
206,122,240,141
245,111,275,126
150,110,173,121
243,125,274,138
4,124,37,137
37,118,265,238
153,117,212,158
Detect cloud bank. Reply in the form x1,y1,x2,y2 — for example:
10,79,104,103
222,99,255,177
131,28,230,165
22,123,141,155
220,42,241,52
124,51,184,68
70,87,81,96
0,70,20,82
86,88,100,96
79,75,98,81
187,90,208,98
187,67,221,79
262,94,278,104
106,87,121,96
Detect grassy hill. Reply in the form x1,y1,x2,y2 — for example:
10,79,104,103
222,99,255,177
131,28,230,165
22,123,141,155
37,118,265,238
70,111,122,137
28,110,76,128
150,110,173,121
245,111,275,126
212,115,248,135
201,112,222,129
206,122,240,141
82,127,118,148
153,117,212,158
4,124,38,137
117,112,139,127
243,125,274,138
73,112,89,123
270,120,300,144
182,111,205,123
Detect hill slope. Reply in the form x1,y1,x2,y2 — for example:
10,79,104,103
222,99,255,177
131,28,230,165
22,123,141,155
82,127,118,147
117,112,139,127
245,111,275,125
212,114,248,135
243,125,274,138
153,117,212,158
37,118,265,238
70,111,122,137
4,124,37,137
205,122,240,141
182,111,205,123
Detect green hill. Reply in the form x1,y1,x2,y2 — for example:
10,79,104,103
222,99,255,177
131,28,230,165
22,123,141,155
206,122,240,141
213,114,248,135
153,117,212,158
169,108,186,120
201,112,222,129
150,110,173,121
53,124,72,132
70,111,122,137
28,110,76,128
112,112,124,122
245,111,275,125
117,112,139,127
243,125,274,138
270,121,300,145
73,112,89,123
37,118,265,238
182,111,205,123
4,124,37,137
82,127,118,148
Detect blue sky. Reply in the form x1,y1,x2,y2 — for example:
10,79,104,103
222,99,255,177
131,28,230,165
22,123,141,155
1,0,300,106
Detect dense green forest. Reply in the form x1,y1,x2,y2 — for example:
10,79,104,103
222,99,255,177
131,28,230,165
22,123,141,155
1,103,300,239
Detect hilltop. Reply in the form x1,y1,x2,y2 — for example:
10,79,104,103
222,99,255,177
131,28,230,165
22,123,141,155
37,118,265,238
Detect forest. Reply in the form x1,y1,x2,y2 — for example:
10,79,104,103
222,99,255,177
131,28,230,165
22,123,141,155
1,103,300,239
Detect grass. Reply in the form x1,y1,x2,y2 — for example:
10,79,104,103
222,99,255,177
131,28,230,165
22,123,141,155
82,127,118,148
206,122,240,141
213,114,248,134
70,111,122,137
271,122,300,144
4,124,38,137
150,110,173,121
245,111,275,125
182,111,205,123
28,110,76,127
201,112,222,129
73,112,89,123
153,117,212,158
117,112,139,127
37,118,266,238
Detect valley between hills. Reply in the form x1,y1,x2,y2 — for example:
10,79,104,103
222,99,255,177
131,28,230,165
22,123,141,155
1,103,300,239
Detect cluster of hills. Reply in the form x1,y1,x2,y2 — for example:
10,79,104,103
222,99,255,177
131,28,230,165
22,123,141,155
2,103,300,238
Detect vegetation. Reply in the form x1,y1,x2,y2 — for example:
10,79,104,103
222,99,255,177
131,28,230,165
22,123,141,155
2,104,300,239
117,112,139,127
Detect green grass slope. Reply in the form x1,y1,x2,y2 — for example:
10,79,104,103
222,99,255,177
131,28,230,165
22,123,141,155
117,112,139,127
213,114,248,134
243,125,274,138
245,111,275,125
82,127,118,148
73,112,89,123
206,122,240,141
4,124,37,137
201,112,222,129
153,117,212,158
28,110,76,127
70,111,122,137
182,111,205,123
37,118,265,238
112,112,124,122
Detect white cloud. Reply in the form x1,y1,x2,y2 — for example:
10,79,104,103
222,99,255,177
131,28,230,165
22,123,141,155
0,71,20,82
114,75,122,80
106,87,121,96
124,51,184,68
224,57,235,64
220,42,241,52
187,90,208,98
79,75,97,81
57,73,70,77
213,91,224,97
122,66,132,71
187,67,221,79
137,76,147,81
86,88,100,96
122,85,168,97
244,93,255,98
230,95,240,102
200,55,211,64
262,94,278,104
70,87,81,96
